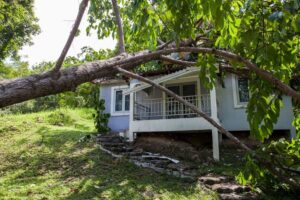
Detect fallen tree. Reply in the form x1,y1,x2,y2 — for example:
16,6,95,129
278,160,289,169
1,0,300,191
1,46,300,108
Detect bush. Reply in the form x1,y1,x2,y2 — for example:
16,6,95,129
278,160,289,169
47,110,74,126
237,138,300,197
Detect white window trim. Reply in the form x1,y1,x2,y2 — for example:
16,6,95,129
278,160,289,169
111,85,130,116
232,75,248,109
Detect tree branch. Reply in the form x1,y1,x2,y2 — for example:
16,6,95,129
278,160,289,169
159,55,250,76
111,0,125,54
52,0,89,72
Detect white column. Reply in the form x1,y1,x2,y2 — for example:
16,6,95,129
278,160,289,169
210,86,218,120
210,86,220,161
162,83,166,119
212,128,220,161
128,80,138,142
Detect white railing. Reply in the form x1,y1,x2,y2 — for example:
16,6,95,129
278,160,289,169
134,94,211,120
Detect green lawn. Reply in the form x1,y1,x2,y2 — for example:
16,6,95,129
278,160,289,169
0,109,217,200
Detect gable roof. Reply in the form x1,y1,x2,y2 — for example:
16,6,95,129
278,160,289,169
123,67,199,95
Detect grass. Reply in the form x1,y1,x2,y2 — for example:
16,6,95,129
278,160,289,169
0,108,217,200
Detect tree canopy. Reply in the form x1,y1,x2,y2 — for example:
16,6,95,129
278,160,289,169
0,0,39,60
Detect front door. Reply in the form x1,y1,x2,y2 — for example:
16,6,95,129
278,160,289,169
166,83,197,118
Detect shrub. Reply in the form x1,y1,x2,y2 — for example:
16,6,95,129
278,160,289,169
92,88,110,134
47,110,74,126
237,138,300,196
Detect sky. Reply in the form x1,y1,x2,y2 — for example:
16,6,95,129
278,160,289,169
20,0,116,66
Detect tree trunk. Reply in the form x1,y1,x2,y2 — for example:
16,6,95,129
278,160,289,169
1,47,300,108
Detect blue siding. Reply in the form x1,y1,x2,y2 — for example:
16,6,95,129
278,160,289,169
100,84,130,132
100,75,296,137
217,74,296,137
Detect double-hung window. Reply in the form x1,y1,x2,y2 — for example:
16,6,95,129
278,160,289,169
111,86,130,115
233,76,250,108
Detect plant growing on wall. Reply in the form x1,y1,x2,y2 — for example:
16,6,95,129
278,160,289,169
92,87,110,134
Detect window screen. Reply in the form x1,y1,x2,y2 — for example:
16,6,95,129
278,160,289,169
237,78,249,103
115,90,123,111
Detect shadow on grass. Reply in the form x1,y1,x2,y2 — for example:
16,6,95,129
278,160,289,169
1,126,212,200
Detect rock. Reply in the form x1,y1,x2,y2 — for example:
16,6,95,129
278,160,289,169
219,192,258,200
142,191,154,198
211,183,250,194
211,183,235,194
199,176,228,185
167,163,178,170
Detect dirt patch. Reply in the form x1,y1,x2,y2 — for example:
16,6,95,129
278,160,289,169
134,135,213,162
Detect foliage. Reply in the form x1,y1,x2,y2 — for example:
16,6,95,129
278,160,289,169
0,0,40,61
237,138,300,195
47,110,75,126
197,54,218,90
92,88,110,134
293,114,300,137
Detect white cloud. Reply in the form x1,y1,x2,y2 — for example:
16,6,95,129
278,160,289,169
20,0,116,66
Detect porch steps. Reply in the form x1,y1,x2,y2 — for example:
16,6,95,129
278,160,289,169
199,175,258,200
96,134,259,200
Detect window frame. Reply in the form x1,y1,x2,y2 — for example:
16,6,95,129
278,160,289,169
232,75,250,108
111,85,130,116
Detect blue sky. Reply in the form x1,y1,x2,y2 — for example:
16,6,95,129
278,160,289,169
20,0,116,66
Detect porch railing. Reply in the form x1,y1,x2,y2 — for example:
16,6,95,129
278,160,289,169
134,94,211,120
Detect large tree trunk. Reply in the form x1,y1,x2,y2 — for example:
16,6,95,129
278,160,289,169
2,47,300,108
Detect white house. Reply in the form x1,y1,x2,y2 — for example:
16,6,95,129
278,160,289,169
99,67,296,161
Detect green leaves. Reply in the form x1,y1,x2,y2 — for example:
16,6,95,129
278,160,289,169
238,137,300,191
197,54,218,89
247,79,282,141
292,114,300,138
0,0,40,60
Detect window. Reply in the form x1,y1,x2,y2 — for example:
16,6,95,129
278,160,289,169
232,76,249,108
237,78,249,103
111,86,130,115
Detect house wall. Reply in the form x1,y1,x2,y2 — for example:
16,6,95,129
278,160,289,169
216,74,296,137
100,84,129,133
100,73,296,137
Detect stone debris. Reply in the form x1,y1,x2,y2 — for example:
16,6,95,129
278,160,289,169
96,134,259,200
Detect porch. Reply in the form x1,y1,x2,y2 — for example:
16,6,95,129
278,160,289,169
134,94,211,120
125,68,221,160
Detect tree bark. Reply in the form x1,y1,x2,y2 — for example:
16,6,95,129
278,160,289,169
111,0,125,54
1,47,300,108
52,0,89,72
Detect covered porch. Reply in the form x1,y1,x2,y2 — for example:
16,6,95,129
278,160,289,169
125,67,221,160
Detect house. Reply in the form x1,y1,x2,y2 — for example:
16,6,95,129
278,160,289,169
99,67,296,161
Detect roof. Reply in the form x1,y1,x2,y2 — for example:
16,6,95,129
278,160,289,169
123,67,199,95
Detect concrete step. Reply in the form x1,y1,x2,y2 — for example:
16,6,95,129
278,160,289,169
219,192,258,200
211,183,251,194
102,142,126,147
199,176,229,185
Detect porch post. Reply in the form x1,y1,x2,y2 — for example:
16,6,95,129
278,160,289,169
210,86,220,161
212,128,220,161
162,83,166,119
128,80,138,142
